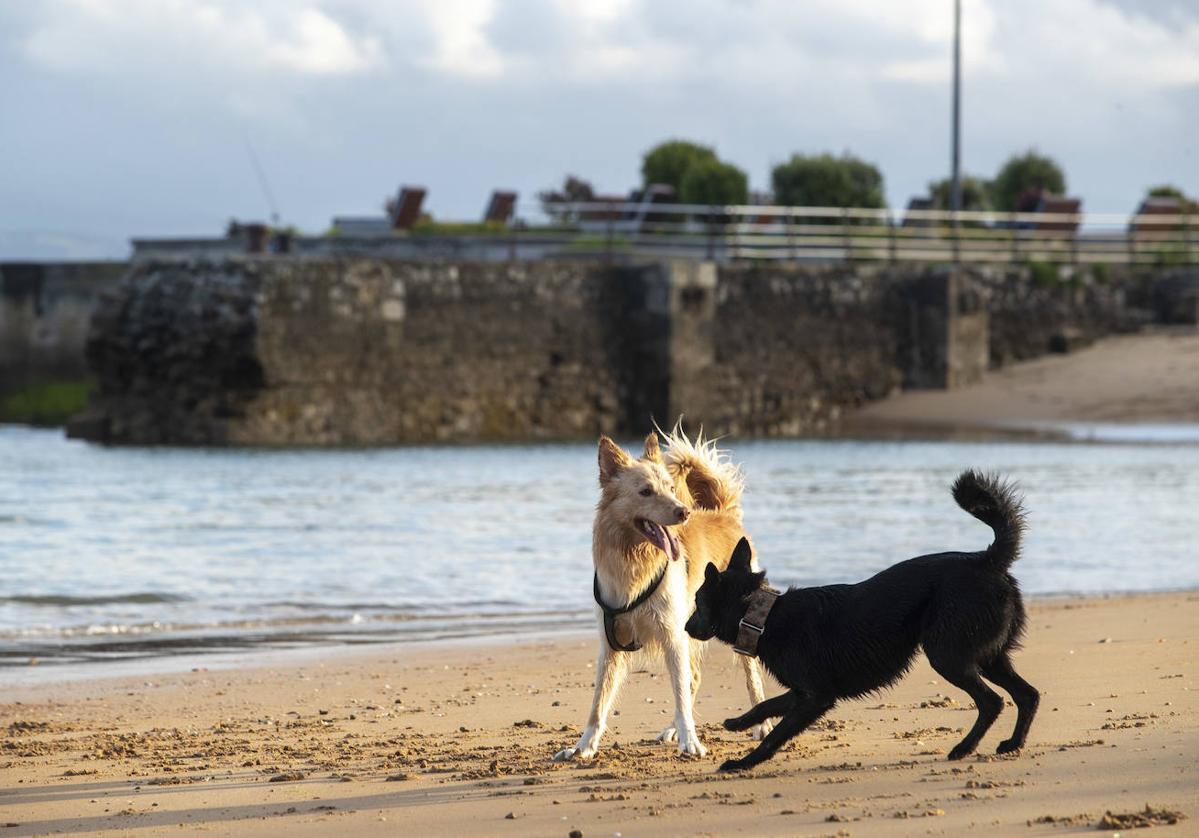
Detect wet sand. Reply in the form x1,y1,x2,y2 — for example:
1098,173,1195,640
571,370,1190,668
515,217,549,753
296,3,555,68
849,328,1199,436
2,592,1195,836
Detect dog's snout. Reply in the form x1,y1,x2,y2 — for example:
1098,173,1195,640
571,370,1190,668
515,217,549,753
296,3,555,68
676,506,690,523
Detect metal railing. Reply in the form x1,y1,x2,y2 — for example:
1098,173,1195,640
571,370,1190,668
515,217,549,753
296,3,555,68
505,201,1199,265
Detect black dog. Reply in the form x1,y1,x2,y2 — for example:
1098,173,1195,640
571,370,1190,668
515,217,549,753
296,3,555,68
685,470,1039,772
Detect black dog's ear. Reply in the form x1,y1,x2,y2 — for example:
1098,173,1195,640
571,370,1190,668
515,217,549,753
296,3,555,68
729,537,753,572
704,562,720,584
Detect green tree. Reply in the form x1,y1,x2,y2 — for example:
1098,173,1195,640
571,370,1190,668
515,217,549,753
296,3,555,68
991,150,1066,211
771,153,886,208
1147,184,1188,202
641,140,717,194
928,175,993,212
679,158,749,206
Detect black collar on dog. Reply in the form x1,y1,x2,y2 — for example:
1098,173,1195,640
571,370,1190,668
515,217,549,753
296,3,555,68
593,563,668,653
734,586,780,657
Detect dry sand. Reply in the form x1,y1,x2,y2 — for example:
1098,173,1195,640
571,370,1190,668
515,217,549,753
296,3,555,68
849,328,1199,435
2,592,1196,836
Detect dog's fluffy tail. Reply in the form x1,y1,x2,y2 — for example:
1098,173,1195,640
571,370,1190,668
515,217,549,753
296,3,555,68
952,470,1026,570
661,422,744,514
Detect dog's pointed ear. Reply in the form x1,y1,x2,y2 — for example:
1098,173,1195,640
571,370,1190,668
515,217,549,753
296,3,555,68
704,562,720,585
730,537,753,572
642,431,662,463
598,435,632,485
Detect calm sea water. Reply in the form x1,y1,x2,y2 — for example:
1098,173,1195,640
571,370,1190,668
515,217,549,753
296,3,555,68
2,426,1197,674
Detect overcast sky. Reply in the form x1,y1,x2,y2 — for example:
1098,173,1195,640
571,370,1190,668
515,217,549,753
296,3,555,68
1,0,1197,258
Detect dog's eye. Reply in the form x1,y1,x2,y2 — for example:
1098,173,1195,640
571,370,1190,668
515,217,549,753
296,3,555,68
639,486,653,497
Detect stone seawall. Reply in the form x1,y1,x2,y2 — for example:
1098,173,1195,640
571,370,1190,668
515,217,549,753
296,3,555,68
679,264,903,435
671,265,997,435
977,264,1149,364
68,258,1157,446
72,259,646,444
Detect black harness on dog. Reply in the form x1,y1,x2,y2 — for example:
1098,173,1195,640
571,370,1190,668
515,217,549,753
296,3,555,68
733,586,780,657
593,563,668,653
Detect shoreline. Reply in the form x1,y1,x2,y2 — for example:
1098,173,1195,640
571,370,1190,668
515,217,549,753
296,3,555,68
5,588,1199,690
2,590,1195,836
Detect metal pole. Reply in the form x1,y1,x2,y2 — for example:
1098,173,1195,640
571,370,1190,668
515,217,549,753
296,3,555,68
951,0,962,265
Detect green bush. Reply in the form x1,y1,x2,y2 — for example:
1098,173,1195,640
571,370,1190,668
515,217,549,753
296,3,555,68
410,219,509,235
928,175,993,212
1154,245,1189,267
1027,260,1059,288
679,158,749,206
1147,184,1187,201
771,152,885,209
641,140,717,193
562,234,632,252
992,150,1066,211
0,379,90,426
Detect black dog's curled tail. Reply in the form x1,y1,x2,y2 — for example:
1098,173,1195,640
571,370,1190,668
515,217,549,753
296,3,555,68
952,470,1026,569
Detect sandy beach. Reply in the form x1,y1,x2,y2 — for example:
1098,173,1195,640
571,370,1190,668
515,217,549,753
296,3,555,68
2,592,1195,836
849,328,1199,435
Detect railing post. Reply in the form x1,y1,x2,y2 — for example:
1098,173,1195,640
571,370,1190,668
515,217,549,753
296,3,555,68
1010,222,1018,264
951,210,961,266
605,204,615,264
1072,214,1080,267
888,212,897,266
1179,206,1189,264
706,208,716,261
788,210,799,263
723,205,732,262
841,208,851,262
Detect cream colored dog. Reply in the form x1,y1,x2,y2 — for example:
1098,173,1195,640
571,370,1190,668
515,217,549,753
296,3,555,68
554,428,771,761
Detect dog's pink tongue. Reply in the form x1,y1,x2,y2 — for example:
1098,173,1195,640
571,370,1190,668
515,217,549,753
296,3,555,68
664,529,679,562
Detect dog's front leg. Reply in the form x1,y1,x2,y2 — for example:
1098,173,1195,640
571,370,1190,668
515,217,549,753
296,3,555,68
662,630,706,757
723,689,797,732
718,697,835,772
553,641,629,761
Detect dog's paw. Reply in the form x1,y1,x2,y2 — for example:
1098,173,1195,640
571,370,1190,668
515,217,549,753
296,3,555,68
946,743,974,761
677,730,707,758
656,725,678,743
552,744,596,762
722,715,749,732
995,738,1022,755
555,727,601,762
750,719,774,741
717,758,748,773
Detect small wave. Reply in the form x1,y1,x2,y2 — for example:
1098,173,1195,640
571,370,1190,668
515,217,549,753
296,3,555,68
1,593,190,607
264,599,523,613
0,610,595,669
0,606,589,642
